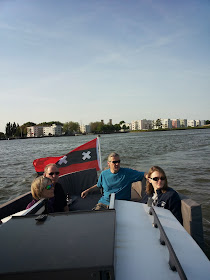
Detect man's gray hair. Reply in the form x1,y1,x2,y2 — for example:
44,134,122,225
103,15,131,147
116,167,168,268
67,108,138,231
107,152,120,161
44,163,58,174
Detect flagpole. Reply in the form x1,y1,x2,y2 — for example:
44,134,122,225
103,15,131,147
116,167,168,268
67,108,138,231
97,136,102,170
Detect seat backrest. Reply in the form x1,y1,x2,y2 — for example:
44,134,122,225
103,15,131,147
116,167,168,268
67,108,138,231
179,194,204,249
131,177,146,201
58,168,99,196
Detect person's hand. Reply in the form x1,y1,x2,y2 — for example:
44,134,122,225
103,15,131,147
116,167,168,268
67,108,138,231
81,189,89,198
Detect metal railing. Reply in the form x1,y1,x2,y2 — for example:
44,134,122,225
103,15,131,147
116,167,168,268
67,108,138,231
149,206,187,280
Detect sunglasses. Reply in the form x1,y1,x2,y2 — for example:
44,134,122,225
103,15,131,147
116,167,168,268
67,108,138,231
150,177,166,182
48,172,59,176
110,160,121,164
45,184,54,190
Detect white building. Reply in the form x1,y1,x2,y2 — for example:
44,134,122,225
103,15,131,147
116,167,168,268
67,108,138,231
187,120,196,127
131,121,138,130
80,124,91,134
131,120,152,130
27,124,62,137
180,119,187,128
43,124,62,136
161,119,172,129
195,120,201,127
27,126,43,137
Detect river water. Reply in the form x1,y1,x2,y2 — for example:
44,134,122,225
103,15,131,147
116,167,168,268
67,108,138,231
0,129,210,258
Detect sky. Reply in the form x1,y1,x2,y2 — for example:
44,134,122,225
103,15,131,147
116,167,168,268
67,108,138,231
0,0,209,133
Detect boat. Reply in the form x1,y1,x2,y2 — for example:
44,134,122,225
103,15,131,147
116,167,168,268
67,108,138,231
0,168,210,279
0,138,210,279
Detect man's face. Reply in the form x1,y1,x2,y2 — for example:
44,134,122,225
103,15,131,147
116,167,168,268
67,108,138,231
45,165,59,185
108,156,121,174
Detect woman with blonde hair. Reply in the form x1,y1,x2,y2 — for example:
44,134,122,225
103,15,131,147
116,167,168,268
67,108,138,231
141,166,182,224
26,176,55,212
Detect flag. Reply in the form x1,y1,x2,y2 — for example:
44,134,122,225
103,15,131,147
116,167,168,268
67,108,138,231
33,137,102,176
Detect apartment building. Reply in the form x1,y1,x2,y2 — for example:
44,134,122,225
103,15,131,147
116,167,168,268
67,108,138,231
187,120,196,127
161,119,172,129
27,124,62,137
180,119,187,128
27,126,43,137
43,124,62,136
195,120,201,127
131,119,153,130
172,119,180,128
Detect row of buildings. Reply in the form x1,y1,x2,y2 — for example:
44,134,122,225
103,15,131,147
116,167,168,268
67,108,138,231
129,119,206,131
27,119,206,137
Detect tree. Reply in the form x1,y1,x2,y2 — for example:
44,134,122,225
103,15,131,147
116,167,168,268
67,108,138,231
38,121,63,126
155,119,162,129
63,121,80,135
90,121,103,133
0,132,5,139
5,122,12,137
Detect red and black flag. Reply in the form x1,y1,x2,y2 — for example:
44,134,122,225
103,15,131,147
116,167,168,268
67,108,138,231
33,137,102,176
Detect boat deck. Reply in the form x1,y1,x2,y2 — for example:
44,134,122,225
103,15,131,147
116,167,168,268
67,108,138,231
0,200,210,279
114,200,210,280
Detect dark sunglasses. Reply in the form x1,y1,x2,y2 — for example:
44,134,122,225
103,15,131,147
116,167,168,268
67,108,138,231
110,160,121,164
45,184,54,190
150,176,166,182
48,172,59,176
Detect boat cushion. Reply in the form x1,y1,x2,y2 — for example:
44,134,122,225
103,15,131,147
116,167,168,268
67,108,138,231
131,177,146,201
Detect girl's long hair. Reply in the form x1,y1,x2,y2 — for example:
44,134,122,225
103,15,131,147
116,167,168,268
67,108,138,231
146,166,168,195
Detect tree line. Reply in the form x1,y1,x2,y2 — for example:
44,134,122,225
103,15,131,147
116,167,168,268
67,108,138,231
1,120,209,139
0,120,129,139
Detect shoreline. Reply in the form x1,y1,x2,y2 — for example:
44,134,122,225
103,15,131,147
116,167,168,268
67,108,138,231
0,125,210,141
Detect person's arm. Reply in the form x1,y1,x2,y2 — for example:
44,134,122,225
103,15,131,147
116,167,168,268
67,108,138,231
81,184,98,198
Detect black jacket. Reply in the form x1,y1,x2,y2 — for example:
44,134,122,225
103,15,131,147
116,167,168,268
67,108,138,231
141,187,183,224
54,183,67,212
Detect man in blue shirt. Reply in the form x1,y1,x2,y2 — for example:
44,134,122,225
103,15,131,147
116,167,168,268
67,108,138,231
81,152,146,210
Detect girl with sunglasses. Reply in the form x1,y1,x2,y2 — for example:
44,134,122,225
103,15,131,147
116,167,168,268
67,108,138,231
26,176,55,213
141,166,182,224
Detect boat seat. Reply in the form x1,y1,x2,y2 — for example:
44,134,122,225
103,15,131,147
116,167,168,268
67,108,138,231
131,179,204,249
58,168,101,211
179,194,204,249
131,177,146,201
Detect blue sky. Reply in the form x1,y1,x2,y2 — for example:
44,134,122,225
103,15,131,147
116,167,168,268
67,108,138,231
0,0,209,132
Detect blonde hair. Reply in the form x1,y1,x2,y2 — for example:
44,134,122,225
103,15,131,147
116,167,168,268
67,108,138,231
31,176,52,200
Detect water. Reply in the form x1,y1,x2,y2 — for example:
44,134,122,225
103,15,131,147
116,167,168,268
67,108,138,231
0,129,210,258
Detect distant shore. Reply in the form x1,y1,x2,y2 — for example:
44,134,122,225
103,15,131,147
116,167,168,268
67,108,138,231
1,125,210,141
